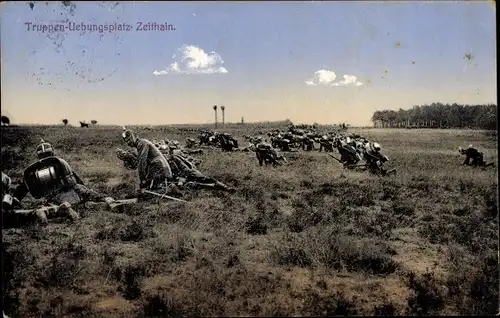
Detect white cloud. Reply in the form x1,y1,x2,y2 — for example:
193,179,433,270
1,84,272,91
305,70,337,86
305,70,363,87
153,45,228,75
332,75,364,87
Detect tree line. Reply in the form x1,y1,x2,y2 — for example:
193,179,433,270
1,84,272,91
371,103,497,130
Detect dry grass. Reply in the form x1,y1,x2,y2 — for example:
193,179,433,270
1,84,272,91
2,125,498,316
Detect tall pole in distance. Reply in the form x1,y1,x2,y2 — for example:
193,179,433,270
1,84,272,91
221,105,225,127
213,105,218,129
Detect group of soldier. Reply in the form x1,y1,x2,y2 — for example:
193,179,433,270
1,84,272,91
1,125,494,226
198,130,239,151
238,125,495,173
187,124,495,173
117,129,233,192
264,125,341,152
1,128,234,225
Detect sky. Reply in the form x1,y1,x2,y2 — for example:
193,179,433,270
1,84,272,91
1,1,497,126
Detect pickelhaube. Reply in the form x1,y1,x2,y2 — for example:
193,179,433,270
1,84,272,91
36,139,55,158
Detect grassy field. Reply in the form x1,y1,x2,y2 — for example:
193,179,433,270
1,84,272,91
2,125,498,317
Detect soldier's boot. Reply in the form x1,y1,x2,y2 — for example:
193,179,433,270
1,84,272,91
58,202,80,222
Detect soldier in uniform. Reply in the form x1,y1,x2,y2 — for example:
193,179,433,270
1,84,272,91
278,138,292,152
363,142,391,175
119,140,232,192
319,135,334,152
167,142,202,167
121,129,173,190
459,145,494,167
198,130,215,146
185,138,197,149
255,137,287,166
215,133,238,151
337,137,361,167
182,138,204,154
9,141,113,223
255,137,272,166
169,151,233,191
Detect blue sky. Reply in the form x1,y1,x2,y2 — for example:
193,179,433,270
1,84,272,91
1,1,496,126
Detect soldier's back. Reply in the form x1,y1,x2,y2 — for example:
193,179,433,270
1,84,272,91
23,156,76,199
137,138,163,159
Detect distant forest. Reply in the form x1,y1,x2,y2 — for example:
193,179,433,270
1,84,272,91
371,103,497,130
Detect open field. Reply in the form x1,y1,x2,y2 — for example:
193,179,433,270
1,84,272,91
2,125,499,316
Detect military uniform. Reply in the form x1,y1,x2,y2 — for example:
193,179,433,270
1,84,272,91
460,146,485,166
11,142,108,223
164,147,230,190
279,138,291,151
255,140,273,166
254,138,286,166
319,136,333,152
363,142,389,174
339,138,360,165
216,133,238,151
121,130,173,189
185,138,197,149
199,130,215,146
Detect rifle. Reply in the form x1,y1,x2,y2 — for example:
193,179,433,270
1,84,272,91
141,189,187,202
12,204,61,224
11,198,140,221
84,198,139,213
13,204,59,216
88,191,186,213
326,152,343,163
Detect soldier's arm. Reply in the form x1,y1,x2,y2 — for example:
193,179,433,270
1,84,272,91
136,141,149,182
